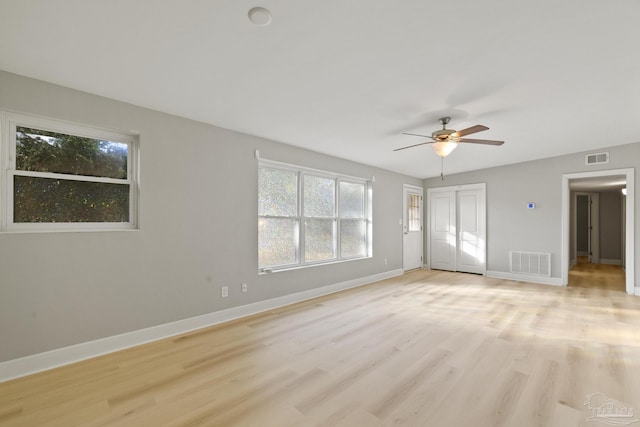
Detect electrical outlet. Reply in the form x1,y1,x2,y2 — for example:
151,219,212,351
241,283,248,293
221,286,228,298
384,258,388,265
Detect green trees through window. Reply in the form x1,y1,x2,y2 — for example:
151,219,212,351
14,127,130,223
16,127,128,179
1,112,137,229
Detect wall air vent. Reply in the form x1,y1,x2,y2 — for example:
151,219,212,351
585,152,609,165
510,251,551,276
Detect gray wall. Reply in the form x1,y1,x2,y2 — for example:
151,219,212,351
600,191,622,262
0,70,421,362
424,143,640,281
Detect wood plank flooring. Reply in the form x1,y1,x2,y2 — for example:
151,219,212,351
1,267,639,427
569,256,626,292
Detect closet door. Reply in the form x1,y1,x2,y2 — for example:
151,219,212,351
429,191,456,271
428,184,486,274
456,188,486,274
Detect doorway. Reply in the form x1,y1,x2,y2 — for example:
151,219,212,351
427,183,486,274
403,185,424,271
562,168,635,294
569,256,625,291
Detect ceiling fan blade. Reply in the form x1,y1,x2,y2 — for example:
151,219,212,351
458,138,504,145
393,141,432,151
402,132,432,138
454,125,489,137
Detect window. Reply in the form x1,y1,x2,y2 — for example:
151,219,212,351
258,162,372,271
338,181,367,258
258,167,298,267
408,193,421,231
304,175,336,262
1,112,138,231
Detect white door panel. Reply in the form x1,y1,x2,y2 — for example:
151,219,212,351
457,189,485,274
429,192,456,271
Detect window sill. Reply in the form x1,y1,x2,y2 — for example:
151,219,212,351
0,227,139,235
259,255,372,275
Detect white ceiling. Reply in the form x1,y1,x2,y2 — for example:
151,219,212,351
1,0,639,179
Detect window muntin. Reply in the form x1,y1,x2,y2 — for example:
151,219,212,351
258,163,371,271
1,112,138,231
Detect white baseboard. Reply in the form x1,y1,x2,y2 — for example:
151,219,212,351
635,287,640,297
569,258,576,270
486,270,563,286
0,268,404,383
600,259,622,266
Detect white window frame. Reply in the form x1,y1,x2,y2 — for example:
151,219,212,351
258,159,372,272
0,111,139,232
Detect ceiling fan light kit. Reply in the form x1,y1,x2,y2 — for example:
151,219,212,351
431,140,458,157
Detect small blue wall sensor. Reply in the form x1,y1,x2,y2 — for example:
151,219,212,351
527,202,535,209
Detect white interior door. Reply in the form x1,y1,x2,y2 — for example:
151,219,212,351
456,189,486,274
403,185,424,271
429,190,456,271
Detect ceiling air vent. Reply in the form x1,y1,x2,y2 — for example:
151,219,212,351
585,152,609,165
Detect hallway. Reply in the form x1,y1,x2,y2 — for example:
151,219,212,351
569,256,626,292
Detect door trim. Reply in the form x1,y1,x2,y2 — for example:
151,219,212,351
562,168,635,294
403,184,424,271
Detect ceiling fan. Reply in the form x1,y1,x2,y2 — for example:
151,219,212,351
395,117,505,179
395,116,504,156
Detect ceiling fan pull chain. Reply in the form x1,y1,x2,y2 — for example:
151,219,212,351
441,157,444,180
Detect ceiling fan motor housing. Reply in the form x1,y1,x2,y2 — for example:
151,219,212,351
432,128,458,141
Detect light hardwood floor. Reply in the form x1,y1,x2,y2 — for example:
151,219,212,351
569,256,626,292
1,267,638,427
